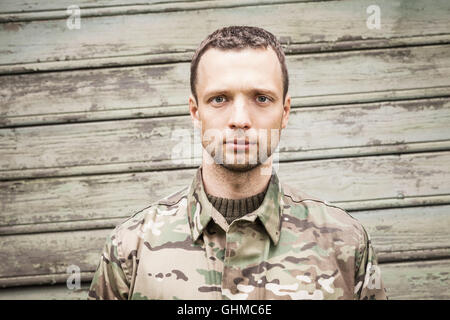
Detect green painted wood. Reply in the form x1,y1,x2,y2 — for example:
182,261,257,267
0,228,111,280
1,44,450,128
381,259,450,300
0,283,90,300
0,0,448,66
0,0,447,301
0,0,178,13
351,205,450,253
0,0,308,15
1,152,449,228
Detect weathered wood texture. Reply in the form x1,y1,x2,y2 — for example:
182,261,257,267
1,0,323,16
352,205,450,255
2,45,450,127
0,283,91,300
1,0,449,67
0,0,189,13
0,0,449,298
381,259,450,300
3,259,449,300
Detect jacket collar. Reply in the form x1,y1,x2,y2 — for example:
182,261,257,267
187,166,283,246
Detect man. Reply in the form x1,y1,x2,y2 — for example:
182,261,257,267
88,26,387,300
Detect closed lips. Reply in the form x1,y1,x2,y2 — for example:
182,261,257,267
225,139,255,145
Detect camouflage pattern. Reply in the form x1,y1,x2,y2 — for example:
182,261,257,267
88,166,387,300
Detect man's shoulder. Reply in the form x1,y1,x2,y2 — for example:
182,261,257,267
108,186,191,251
280,182,367,242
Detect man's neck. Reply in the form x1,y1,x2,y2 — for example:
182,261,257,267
201,154,273,199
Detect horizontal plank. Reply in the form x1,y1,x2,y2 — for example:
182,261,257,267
0,0,312,16
0,0,188,14
1,260,450,299
0,0,449,67
0,228,111,283
0,217,125,236
0,283,90,300
0,168,191,228
1,203,450,286
381,259,450,299
352,205,450,254
2,44,450,127
0,272,94,288
1,151,450,228
1,96,450,179
4,36,450,76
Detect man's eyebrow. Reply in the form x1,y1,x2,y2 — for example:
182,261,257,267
251,88,279,97
203,88,279,98
203,89,229,98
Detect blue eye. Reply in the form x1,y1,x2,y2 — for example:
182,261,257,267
257,96,270,103
212,96,225,104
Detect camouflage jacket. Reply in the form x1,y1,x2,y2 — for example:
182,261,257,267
88,166,387,300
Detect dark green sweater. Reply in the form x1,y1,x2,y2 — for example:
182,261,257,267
206,186,268,224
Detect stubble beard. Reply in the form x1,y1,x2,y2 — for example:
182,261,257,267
221,160,259,173
202,132,279,173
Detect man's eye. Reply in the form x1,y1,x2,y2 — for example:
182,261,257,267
257,96,270,103
212,96,226,104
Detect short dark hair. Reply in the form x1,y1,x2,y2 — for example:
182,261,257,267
190,25,289,104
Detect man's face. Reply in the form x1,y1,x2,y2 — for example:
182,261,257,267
189,47,290,172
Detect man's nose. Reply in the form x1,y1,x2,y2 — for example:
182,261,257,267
228,97,251,130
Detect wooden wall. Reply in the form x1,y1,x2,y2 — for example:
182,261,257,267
0,0,449,299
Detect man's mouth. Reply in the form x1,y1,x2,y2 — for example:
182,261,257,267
224,138,256,150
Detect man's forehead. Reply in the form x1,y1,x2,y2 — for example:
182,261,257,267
197,47,282,94
199,46,279,68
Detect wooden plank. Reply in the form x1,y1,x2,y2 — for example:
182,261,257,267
351,205,450,253
1,203,449,286
1,96,450,179
4,36,450,76
1,259,450,299
0,0,174,13
381,259,450,300
0,272,95,288
0,0,449,66
0,0,304,15
0,283,90,300
1,151,449,229
0,229,111,281
0,169,191,227
2,44,450,127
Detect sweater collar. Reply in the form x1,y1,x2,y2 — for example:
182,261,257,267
187,165,283,246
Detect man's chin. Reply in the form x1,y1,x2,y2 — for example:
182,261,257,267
219,162,260,173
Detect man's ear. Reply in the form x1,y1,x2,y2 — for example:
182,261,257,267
281,94,291,129
189,94,201,129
